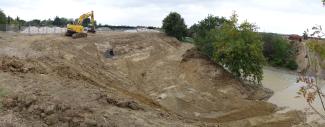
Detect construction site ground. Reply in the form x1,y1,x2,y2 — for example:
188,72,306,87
0,32,307,127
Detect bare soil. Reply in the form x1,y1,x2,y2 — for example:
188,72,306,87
0,32,305,127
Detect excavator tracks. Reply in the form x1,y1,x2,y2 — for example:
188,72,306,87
72,33,88,39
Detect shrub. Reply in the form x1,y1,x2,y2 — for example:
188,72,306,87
261,33,298,70
0,88,6,110
307,40,325,59
212,13,265,84
162,12,187,40
183,37,194,43
191,15,228,57
286,59,298,70
0,9,6,24
188,23,198,37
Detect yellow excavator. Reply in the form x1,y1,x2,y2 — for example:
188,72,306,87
65,11,96,39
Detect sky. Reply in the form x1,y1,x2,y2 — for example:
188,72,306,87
0,0,325,34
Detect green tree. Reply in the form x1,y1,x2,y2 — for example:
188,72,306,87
213,13,265,84
195,15,228,38
7,16,13,24
192,15,228,57
303,31,308,40
0,9,6,24
60,17,69,26
262,33,289,66
40,20,48,26
261,33,297,70
14,16,21,30
15,16,20,24
53,16,61,26
162,12,187,40
28,19,41,26
188,23,198,37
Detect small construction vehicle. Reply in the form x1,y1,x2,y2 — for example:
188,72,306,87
65,11,96,39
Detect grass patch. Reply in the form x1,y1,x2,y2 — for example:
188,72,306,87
306,40,325,70
307,40,325,59
0,88,6,97
182,37,195,43
0,88,7,110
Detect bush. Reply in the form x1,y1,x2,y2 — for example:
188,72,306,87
188,13,265,84
307,40,325,59
261,33,298,70
286,59,298,70
191,15,228,57
162,12,187,40
0,9,6,24
212,13,265,84
183,37,194,43
188,23,198,37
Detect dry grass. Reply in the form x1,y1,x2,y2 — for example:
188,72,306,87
0,88,5,110
307,40,325,59
0,88,6,96
306,40,325,70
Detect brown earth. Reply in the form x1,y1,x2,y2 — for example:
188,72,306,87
0,32,305,126
294,39,325,77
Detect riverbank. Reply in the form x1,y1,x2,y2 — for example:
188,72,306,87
263,66,325,125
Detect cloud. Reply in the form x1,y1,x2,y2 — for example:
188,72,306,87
0,0,325,34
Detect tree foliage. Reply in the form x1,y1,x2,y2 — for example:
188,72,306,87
0,9,89,27
191,15,228,57
188,23,198,37
307,40,325,60
162,12,187,40
0,9,5,24
29,19,41,26
261,33,298,70
52,16,61,26
7,16,13,24
40,19,53,26
0,9,25,29
212,13,265,84
189,13,265,84
52,16,72,27
195,15,228,38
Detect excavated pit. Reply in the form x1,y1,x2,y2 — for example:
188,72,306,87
0,32,305,126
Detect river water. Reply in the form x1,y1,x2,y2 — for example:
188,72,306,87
262,66,325,123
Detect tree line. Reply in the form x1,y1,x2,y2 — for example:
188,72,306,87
0,9,93,27
96,24,157,30
0,9,157,30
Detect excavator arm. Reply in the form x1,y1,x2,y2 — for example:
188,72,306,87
76,11,95,33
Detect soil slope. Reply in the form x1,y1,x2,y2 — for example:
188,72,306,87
0,32,305,127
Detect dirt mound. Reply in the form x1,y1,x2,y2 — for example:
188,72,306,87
1,92,144,127
0,32,305,126
181,48,274,101
0,56,43,74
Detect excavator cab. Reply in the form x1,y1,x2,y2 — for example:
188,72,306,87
87,25,96,33
65,11,96,39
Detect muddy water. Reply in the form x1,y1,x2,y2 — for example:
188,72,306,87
262,66,325,122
